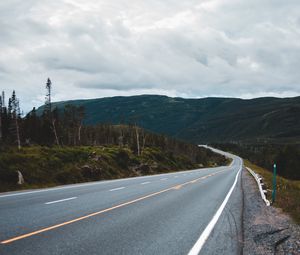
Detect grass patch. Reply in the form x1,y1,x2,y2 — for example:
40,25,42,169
245,160,300,224
0,145,226,193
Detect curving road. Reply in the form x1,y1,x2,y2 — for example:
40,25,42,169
0,148,243,255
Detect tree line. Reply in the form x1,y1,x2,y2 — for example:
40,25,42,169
0,90,21,149
0,79,220,164
214,143,300,180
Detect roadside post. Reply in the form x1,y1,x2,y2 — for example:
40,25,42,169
272,163,277,203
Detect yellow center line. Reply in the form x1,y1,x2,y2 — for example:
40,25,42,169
1,169,228,245
173,185,183,190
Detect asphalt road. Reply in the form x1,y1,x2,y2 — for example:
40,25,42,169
0,148,243,255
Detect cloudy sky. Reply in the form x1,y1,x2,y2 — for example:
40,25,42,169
1,0,300,112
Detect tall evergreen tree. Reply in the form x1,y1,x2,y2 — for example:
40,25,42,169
45,78,52,115
0,92,3,142
43,78,60,146
10,91,21,149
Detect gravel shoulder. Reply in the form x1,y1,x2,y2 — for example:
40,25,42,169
242,168,300,255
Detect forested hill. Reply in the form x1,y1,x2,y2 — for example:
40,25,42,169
37,95,300,144
0,90,228,192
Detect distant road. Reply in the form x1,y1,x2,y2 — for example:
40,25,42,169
0,148,243,255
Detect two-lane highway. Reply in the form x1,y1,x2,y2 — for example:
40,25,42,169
0,148,243,255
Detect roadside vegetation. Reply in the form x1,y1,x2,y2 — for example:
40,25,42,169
0,145,227,192
0,81,228,192
215,142,300,223
245,160,300,224
214,143,300,180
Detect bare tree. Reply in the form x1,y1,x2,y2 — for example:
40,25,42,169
45,78,60,146
141,131,147,154
77,106,85,144
52,119,60,146
118,126,124,148
135,124,140,156
0,91,5,143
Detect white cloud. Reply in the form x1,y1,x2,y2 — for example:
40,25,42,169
0,0,300,112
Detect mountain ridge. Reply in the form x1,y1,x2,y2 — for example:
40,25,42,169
36,94,300,144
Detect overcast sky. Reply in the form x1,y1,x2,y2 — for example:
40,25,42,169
1,0,300,112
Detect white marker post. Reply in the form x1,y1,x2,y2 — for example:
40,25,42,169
272,163,277,203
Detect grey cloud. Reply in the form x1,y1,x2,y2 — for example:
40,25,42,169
76,80,154,91
0,0,299,112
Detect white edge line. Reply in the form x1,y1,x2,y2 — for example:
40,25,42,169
109,187,125,192
45,197,77,205
246,167,270,206
187,164,242,255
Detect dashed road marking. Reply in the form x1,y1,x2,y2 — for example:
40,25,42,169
109,187,125,192
1,168,228,245
45,197,77,205
141,182,151,185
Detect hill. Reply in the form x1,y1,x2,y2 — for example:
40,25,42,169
1,94,229,192
37,95,300,144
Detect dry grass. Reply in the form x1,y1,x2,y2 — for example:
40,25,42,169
0,145,216,192
245,160,300,224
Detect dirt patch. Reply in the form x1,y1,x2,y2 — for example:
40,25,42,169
242,168,300,255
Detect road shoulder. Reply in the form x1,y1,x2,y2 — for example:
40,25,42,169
200,168,244,255
242,168,300,254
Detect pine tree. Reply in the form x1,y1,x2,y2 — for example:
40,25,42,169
0,92,2,142
44,78,60,146
10,91,21,149
45,78,52,115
